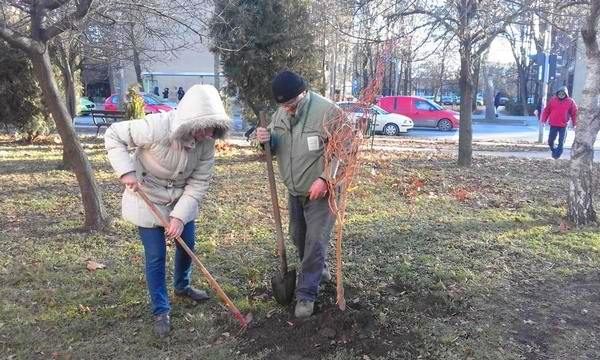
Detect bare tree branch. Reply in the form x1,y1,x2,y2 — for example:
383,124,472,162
41,0,71,11
581,0,600,56
0,25,41,53
42,0,93,40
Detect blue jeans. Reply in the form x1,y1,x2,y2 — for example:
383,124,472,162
138,221,195,315
548,126,566,159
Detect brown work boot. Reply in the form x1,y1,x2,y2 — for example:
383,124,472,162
153,313,170,338
174,287,210,302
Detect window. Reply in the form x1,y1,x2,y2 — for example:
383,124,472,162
372,105,389,115
415,100,434,111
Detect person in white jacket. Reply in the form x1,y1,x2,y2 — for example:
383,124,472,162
104,85,230,338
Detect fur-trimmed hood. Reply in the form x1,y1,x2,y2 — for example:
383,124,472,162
170,84,231,141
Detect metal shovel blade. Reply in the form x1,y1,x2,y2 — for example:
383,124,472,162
271,268,296,305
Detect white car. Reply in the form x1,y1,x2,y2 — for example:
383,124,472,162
338,102,414,136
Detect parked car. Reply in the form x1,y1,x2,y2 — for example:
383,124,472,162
377,96,460,131
423,95,442,104
476,94,484,106
78,97,96,115
338,102,414,136
441,95,459,105
103,93,173,113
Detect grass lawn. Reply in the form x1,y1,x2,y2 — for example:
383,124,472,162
1,136,600,359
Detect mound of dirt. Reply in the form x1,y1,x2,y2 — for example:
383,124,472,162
239,286,415,359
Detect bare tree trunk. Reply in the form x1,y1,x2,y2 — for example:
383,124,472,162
485,79,496,121
397,59,403,94
59,66,77,170
213,52,220,90
518,66,529,116
60,66,77,118
472,55,481,111
31,50,110,230
437,59,446,99
341,45,348,99
132,46,143,85
458,40,473,167
568,7,600,225
54,47,78,170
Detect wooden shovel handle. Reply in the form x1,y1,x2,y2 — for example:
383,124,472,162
136,188,248,328
259,111,288,275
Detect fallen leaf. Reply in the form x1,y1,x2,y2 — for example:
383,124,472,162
558,221,571,233
452,188,471,202
86,260,106,271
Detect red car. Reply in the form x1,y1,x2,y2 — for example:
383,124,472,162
103,93,173,113
377,96,460,131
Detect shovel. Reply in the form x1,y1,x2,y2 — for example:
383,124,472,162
136,188,251,329
259,111,296,306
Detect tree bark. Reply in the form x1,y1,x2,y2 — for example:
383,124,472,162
437,58,446,100
60,65,76,170
471,55,481,111
56,50,78,170
341,45,348,99
568,9,600,225
31,50,110,230
132,46,143,86
485,78,496,121
213,52,220,90
458,39,473,166
518,66,529,116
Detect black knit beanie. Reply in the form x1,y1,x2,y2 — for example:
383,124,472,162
271,70,306,103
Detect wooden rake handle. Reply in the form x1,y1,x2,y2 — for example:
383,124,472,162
259,111,288,275
136,188,249,328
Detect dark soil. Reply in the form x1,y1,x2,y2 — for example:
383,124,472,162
240,285,417,359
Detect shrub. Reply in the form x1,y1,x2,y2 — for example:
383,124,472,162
0,41,54,142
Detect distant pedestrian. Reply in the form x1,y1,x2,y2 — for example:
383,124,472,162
153,86,160,96
541,86,578,159
162,88,169,99
177,87,185,101
494,92,502,117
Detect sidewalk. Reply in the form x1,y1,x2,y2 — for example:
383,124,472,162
225,135,595,162
472,114,536,126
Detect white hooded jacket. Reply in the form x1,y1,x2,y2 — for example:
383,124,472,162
104,85,231,228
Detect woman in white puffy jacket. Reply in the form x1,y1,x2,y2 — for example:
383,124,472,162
104,85,230,338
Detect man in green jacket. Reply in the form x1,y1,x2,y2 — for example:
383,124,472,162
256,70,340,318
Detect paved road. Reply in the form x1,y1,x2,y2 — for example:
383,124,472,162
74,114,598,160
76,115,589,146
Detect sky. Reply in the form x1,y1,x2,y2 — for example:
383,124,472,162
488,37,518,65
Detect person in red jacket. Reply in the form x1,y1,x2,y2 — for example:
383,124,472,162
541,86,578,159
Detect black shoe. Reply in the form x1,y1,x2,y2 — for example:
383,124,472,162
153,313,170,338
174,287,210,302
